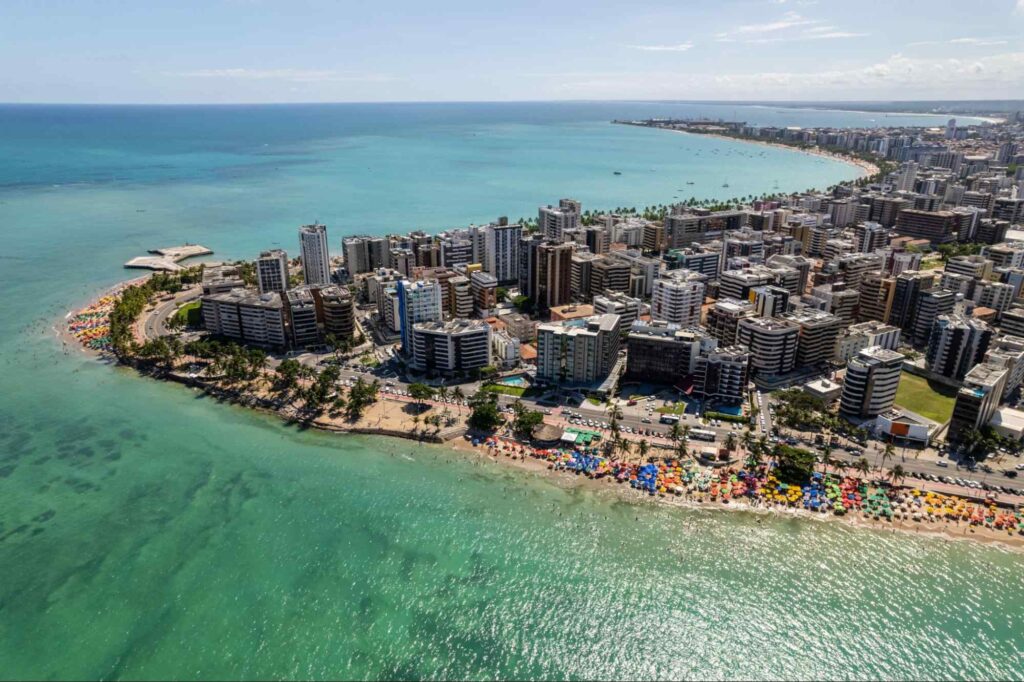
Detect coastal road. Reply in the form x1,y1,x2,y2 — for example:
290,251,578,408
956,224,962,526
141,286,202,341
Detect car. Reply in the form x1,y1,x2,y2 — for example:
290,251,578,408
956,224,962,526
936,461,949,468
641,418,652,423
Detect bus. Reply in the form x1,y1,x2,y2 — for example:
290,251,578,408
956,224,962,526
689,429,716,442
659,414,679,425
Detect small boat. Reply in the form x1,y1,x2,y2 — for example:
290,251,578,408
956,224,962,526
686,181,694,185
613,171,622,175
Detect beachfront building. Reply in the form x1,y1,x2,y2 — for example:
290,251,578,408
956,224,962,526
624,321,711,385
949,363,1009,442
285,287,321,349
695,346,750,406
491,329,521,369
316,285,355,342
202,288,288,350
409,319,491,375
397,279,444,354
256,249,289,295
839,346,904,419
707,298,755,347
299,223,331,286
536,314,620,386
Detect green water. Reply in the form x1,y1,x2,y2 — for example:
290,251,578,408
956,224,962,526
1,103,1022,679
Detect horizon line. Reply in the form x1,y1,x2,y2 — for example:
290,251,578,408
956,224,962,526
0,97,1020,108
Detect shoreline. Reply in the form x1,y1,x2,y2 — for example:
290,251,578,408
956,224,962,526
631,123,879,180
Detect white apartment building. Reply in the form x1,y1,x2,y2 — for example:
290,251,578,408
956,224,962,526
299,223,331,286
650,270,706,327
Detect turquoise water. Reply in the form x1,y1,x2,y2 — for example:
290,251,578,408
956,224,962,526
1,102,1022,680
497,375,529,387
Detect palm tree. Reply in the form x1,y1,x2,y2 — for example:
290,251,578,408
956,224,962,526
889,464,907,487
724,432,738,452
854,457,871,480
637,439,650,462
740,429,754,453
880,442,896,472
668,421,681,443
609,404,624,422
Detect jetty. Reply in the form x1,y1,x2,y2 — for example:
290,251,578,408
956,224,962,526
124,244,213,271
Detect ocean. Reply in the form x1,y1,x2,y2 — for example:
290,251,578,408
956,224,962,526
1,102,1021,680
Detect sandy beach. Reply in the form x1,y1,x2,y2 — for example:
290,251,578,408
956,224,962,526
659,127,880,179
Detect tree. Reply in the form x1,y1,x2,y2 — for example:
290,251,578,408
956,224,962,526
511,401,544,437
467,391,503,432
740,429,754,453
274,359,303,396
408,382,435,411
853,457,872,479
451,386,465,404
889,464,907,487
637,439,649,461
724,432,738,452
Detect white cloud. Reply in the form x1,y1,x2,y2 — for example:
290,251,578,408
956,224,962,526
909,37,1011,47
630,42,694,52
720,11,823,38
715,12,863,43
949,37,1009,45
1017,0,1024,14
546,51,1024,100
167,68,393,83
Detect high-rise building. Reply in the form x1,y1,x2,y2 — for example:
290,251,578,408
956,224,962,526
858,274,895,323
945,255,993,281
442,275,470,319
531,242,573,312
483,218,522,284
973,281,1015,314
470,270,498,317
202,288,287,349
949,363,1008,442
911,289,957,347
299,223,331,286
925,314,993,381
256,249,289,294
536,314,621,386
589,257,631,296
839,346,904,419
750,285,789,318
889,270,934,334
695,346,750,406
410,319,492,375
736,317,801,377
985,335,1024,400
853,221,888,253
593,292,643,335
315,285,355,342
397,279,444,354
285,287,321,349
538,199,581,242
782,309,842,367
894,209,958,244
707,298,755,346
625,321,710,385
835,321,901,362
650,270,706,327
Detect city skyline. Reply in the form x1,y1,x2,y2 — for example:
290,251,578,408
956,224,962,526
3,0,1023,104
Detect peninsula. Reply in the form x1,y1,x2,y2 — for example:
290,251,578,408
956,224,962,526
66,114,1024,547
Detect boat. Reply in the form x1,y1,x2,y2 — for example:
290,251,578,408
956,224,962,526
613,171,622,175
722,180,730,188
686,181,694,185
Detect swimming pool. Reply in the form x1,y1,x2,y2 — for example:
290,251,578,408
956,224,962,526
497,376,529,387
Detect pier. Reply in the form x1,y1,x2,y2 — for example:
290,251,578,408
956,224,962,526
124,244,213,271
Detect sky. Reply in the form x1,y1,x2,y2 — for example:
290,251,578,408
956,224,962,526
2,0,1023,103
